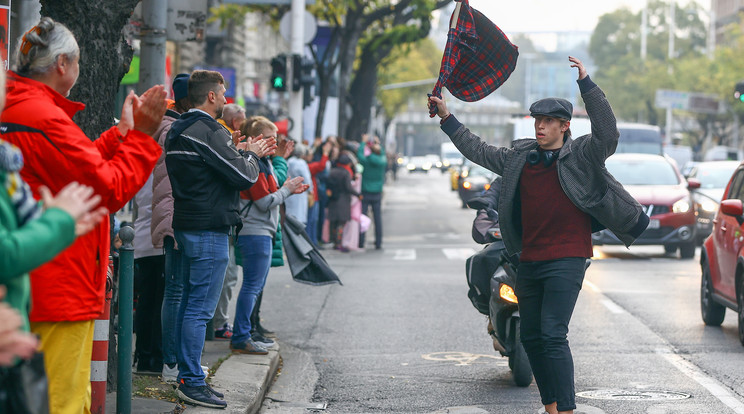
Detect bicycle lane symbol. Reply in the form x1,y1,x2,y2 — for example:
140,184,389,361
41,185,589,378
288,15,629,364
422,352,507,366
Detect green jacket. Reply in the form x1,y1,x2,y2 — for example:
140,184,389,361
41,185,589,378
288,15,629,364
271,156,287,267
357,142,386,193
0,172,75,331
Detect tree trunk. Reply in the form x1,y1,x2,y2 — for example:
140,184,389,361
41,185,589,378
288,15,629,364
345,44,388,141
336,19,363,139
40,0,139,140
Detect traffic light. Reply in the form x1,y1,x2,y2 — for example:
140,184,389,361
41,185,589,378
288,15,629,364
292,54,315,92
270,55,287,91
735,80,744,103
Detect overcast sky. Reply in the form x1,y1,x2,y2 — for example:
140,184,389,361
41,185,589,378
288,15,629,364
467,0,709,33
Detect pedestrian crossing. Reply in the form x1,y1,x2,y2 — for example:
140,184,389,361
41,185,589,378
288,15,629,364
388,247,477,260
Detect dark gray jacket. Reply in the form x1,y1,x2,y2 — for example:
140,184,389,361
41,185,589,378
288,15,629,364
441,77,649,256
166,109,260,232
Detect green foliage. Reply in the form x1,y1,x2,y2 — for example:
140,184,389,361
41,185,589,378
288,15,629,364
377,38,441,118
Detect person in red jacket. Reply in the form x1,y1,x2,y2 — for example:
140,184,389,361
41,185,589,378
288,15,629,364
1,17,166,414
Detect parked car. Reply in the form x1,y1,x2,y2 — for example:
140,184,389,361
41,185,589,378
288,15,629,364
685,161,740,243
699,160,744,344
591,153,698,258
406,156,432,173
458,164,496,208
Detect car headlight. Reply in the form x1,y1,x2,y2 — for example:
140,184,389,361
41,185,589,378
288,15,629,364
443,160,450,167
461,170,469,178
407,164,415,170
700,199,719,213
673,198,691,213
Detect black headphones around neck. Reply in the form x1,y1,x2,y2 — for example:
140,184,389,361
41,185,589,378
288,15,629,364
527,149,559,167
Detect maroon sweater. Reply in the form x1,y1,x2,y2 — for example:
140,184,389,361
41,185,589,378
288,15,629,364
519,158,593,262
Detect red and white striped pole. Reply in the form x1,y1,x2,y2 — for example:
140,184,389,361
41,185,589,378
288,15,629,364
91,257,114,414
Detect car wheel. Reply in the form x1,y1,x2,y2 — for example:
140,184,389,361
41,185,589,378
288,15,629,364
664,244,677,255
738,277,744,346
679,241,696,259
701,258,725,326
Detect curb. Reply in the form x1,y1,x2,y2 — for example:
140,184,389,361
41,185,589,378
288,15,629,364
186,344,280,413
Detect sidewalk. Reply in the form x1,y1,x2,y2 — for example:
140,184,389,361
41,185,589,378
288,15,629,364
105,339,280,413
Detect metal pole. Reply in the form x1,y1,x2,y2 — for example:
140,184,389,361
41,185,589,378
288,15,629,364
138,0,167,94
668,1,675,60
289,0,305,141
707,9,716,59
641,1,648,60
117,226,135,414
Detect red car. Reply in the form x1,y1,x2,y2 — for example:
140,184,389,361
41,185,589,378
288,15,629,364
591,153,699,258
700,160,744,344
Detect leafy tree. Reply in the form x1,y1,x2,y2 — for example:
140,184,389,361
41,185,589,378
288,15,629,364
41,0,140,138
376,38,441,122
211,0,451,140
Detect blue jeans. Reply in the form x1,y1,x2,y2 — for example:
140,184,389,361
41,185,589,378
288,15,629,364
515,257,586,412
307,202,319,245
360,192,382,248
232,235,272,343
160,236,183,366
174,230,229,386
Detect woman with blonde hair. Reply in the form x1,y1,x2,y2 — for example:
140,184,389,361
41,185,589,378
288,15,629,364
230,116,308,354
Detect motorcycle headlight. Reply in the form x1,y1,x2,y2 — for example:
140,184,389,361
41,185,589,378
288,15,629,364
462,181,472,189
673,198,691,214
499,283,518,304
700,199,719,213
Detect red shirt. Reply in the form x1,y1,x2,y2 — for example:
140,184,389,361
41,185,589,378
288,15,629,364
519,158,592,262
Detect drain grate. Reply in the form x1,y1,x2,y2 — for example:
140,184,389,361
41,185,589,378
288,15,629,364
576,389,691,401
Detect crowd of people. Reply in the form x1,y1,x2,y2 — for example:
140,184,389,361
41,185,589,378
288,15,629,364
0,16,391,411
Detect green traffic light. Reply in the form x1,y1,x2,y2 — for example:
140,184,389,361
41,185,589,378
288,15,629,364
740,94,744,103
273,77,284,89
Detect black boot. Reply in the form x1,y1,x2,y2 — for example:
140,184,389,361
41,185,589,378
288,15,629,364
251,292,275,337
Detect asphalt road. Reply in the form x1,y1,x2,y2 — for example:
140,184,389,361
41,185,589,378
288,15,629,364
258,170,744,414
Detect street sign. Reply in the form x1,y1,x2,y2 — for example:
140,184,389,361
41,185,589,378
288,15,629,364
655,89,723,114
279,10,317,44
167,0,208,42
227,0,316,4
688,93,722,114
655,89,689,110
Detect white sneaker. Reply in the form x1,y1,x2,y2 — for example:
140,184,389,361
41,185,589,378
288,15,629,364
161,364,210,383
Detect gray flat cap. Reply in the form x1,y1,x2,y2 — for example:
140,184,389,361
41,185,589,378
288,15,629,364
529,98,573,120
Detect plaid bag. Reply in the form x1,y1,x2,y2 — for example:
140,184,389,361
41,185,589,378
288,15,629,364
428,0,519,117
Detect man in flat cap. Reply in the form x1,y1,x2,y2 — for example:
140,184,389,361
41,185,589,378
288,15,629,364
429,56,649,414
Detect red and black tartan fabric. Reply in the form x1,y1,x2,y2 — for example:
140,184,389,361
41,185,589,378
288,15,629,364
428,0,519,117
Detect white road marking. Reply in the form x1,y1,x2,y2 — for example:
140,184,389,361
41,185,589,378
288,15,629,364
588,283,744,412
601,299,626,314
657,349,744,413
393,249,416,260
442,248,477,260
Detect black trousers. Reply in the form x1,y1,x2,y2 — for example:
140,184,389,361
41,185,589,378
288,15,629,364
515,257,586,412
134,255,166,371
359,192,382,249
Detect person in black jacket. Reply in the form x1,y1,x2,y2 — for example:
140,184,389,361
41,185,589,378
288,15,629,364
165,70,276,409
326,154,359,252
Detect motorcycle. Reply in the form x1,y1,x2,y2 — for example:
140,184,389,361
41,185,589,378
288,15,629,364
465,178,533,387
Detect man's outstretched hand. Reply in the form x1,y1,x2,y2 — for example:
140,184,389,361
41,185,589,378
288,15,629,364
569,56,588,80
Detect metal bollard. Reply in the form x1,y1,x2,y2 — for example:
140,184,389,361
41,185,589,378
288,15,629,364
91,256,114,414
117,226,135,414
